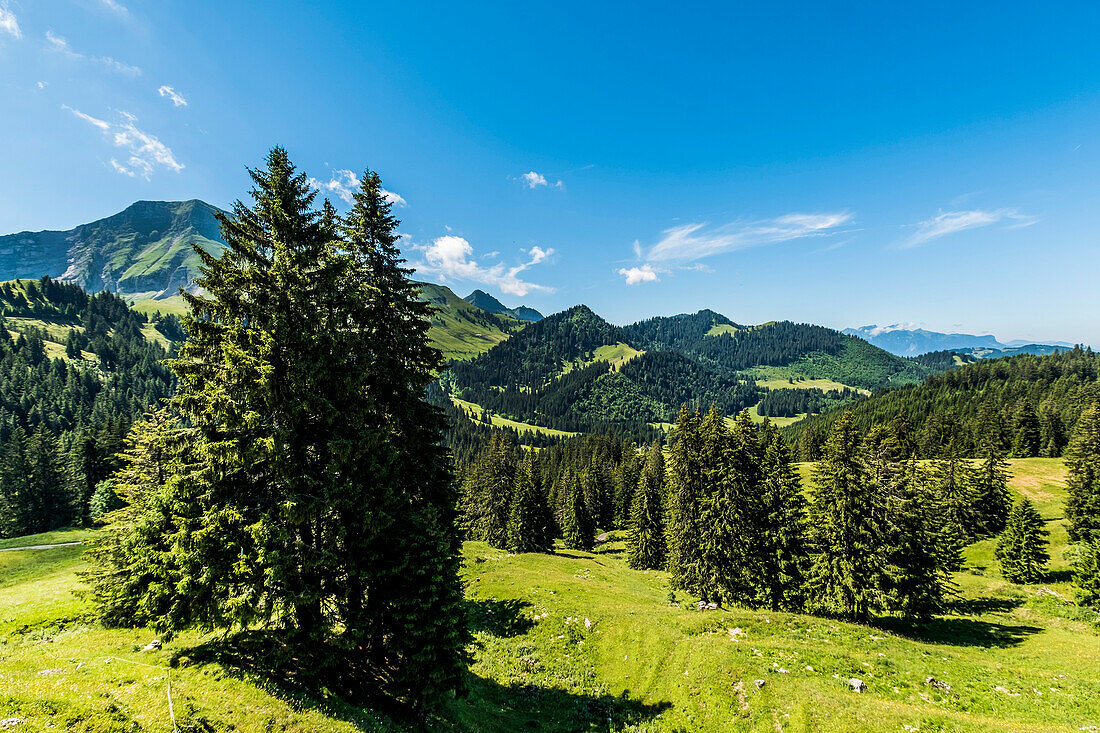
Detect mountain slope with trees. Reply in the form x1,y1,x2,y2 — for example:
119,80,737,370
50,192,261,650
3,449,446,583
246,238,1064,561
786,347,1100,460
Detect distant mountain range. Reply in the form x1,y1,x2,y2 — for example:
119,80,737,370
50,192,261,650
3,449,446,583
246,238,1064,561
844,324,1080,358
463,289,543,322
0,200,226,300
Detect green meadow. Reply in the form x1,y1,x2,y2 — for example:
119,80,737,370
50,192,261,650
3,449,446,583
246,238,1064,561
1,458,1097,731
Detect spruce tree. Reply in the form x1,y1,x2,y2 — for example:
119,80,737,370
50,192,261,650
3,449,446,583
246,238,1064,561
461,434,517,548
971,436,1012,537
1073,540,1100,607
996,498,1049,583
759,420,808,612
885,459,951,619
1066,403,1100,543
507,450,553,553
561,470,594,551
667,405,707,597
628,441,667,571
1010,401,1041,458
930,440,977,542
808,413,884,622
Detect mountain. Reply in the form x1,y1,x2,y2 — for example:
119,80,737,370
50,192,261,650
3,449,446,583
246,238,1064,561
447,305,759,438
446,305,931,439
784,346,1100,459
0,200,227,300
417,282,524,361
630,314,928,391
845,324,1083,358
843,324,1004,356
463,289,543,322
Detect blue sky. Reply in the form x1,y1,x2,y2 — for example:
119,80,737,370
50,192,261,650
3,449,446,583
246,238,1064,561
2,1,1099,344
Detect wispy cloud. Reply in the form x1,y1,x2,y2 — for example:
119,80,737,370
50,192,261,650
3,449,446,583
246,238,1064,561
45,31,141,76
412,237,554,297
902,208,1036,248
0,3,20,39
644,212,852,263
518,170,564,190
618,264,660,285
308,169,406,208
157,85,187,107
63,105,183,179
98,0,129,17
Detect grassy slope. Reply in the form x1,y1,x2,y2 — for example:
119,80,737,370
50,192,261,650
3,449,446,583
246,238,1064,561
452,397,578,439
2,459,1097,731
418,282,521,361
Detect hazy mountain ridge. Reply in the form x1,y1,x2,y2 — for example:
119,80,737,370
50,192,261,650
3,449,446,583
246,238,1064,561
846,323,1080,358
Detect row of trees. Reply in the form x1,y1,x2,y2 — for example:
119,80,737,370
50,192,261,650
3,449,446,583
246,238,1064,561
635,408,1015,621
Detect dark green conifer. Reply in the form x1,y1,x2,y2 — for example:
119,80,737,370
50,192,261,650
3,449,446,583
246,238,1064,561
1066,403,1100,544
759,420,808,612
560,470,594,551
1010,401,1041,458
808,413,884,622
507,450,553,553
996,498,1049,583
628,441,667,570
667,405,707,597
461,434,517,548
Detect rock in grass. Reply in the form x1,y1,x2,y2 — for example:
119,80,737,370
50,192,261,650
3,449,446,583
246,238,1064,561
1,718,26,730
925,676,951,691
141,639,162,652
849,678,866,693
754,679,766,689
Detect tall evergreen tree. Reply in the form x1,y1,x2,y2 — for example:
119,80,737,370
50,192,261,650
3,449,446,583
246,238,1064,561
628,441,667,571
1010,401,1041,458
507,450,553,553
996,498,1049,584
461,434,517,548
758,420,807,612
560,470,594,551
666,405,707,596
971,412,1013,537
1066,403,1100,543
929,440,977,542
808,413,884,622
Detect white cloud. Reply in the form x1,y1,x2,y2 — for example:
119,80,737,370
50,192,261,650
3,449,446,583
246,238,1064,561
619,264,660,285
45,31,141,76
413,236,554,297
0,3,20,39
902,208,1036,248
644,211,852,263
63,105,183,179
521,171,548,189
98,0,129,17
308,169,406,207
36,81,48,90
157,85,188,107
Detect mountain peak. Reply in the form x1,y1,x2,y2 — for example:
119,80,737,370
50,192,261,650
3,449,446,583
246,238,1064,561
462,289,543,322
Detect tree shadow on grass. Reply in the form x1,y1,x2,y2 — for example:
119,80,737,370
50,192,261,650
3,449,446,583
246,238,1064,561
946,597,1025,615
1043,569,1075,583
177,631,404,726
873,614,1043,648
177,631,673,732
451,673,673,732
467,597,534,638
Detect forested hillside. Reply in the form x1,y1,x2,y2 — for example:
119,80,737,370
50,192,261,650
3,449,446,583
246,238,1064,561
626,312,929,390
786,347,1100,460
0,277,176,537
446,306,761,438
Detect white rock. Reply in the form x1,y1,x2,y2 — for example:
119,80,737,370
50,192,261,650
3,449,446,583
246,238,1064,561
849,678,866,693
